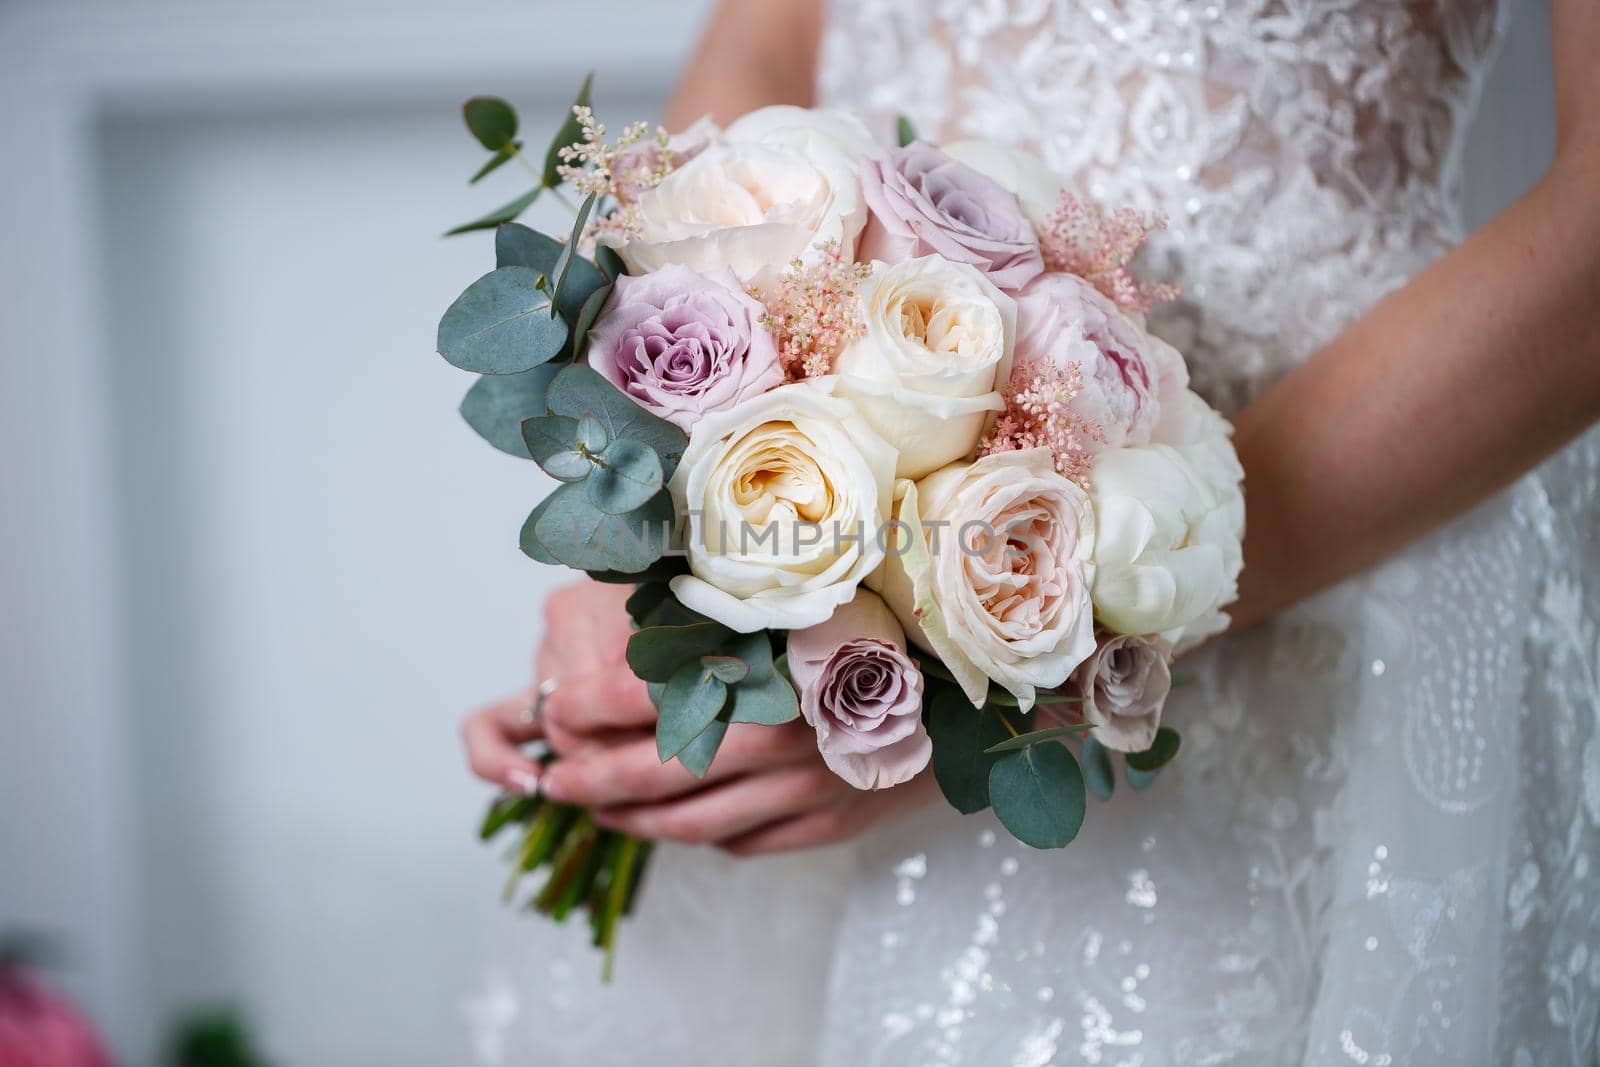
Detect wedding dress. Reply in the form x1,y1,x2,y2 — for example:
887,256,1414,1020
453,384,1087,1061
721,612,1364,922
468,2,1599,1064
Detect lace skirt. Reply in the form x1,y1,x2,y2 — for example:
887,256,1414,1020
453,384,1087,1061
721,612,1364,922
815,429,1600,1066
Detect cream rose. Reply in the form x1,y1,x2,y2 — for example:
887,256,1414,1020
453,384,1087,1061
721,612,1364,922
1088,397,1244,647
833,256,1016,480
668,380,898,632
941,139,1068,229
601,106,872,287
875,449,1098,710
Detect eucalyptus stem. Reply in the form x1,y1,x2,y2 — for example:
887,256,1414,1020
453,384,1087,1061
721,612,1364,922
992,705,1021,738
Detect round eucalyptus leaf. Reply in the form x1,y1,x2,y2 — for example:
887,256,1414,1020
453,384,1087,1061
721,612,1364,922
437,267,568,374
463,96,518,150
1125,726,1181,772
989,742,1086,849
587,439,663,515
576,413,609,453
521,414,579,465
656,662,728,761
1080,735,1115,802
459,365,560,458
543,450,592,483
700,655,750,685
927,690,1008,815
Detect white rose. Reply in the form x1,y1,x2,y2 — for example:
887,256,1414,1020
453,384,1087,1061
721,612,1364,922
602,106,871,287
941,139,1067,229
874,449,1098,710
832,256,1016,480
669,380,897,632
1088,398,1244,646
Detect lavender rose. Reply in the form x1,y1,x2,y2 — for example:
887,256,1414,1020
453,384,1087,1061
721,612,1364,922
1013,272,1189,449
786,589,930,790
1068,633,1172,753
858,142,1044,292
586,265,783,430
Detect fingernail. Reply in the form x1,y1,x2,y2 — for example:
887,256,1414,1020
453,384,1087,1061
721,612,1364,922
507,768,541,796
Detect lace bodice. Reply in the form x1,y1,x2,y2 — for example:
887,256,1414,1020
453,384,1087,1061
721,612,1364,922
819,0,1509,411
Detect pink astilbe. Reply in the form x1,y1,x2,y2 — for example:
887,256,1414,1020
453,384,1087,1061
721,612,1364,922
1040,193,1179,315
555,106,678,243
754,242,872,381
979,361,1104,486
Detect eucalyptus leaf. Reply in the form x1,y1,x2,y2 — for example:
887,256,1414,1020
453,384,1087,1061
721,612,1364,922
1125,726,1181,772
542,450,592,482
989,742,1086,849
700,655,749,685
470,141,522,184
521,414,579,464
1080,735,1115,802
675,718,728,778
445,187,540,236
656,661,728,761
437,267,568,373
926,688,1009,814
626,622,734,683
587,558,690,587
518,496,560,565
576,414,609,453
531,484,673,572
895,114,918,147
595,243,626,282
545,366,688,478
549,193,599,317
726,671,799,725
543,73,594,187
459,365,560,458
587,439,663,515
1126,764,1161,791
624,583,671,626
463,96,518,151
495,223,564,272
571,282,613,361
983,723,1092,755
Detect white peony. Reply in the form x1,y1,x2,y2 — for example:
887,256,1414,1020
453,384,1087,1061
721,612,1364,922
668,380,898,633
875,449,1098,710
941,139,1068,229
1088,391,1244,648
833,256,1016,480
601,106,873,287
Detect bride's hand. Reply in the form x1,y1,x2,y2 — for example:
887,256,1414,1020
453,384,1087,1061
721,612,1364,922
463,576,939,853
459,578,640,795
540,716,940,855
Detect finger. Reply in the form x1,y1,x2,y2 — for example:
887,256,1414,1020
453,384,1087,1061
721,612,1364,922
544,724,652,761
722,772,942,857
542,669,656,736
718,805,859,856
538,721,818,808
593,763,849,845
461,692,543,795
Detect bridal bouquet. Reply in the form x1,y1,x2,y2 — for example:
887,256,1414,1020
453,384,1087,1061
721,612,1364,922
439,78,1244,973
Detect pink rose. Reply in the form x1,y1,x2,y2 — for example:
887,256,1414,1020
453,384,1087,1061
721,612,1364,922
875,449,1098,711
858,143,1044,292
786,589,930,790
1068,633,1172,752
587,265,783,430
1013,272,1188,449
0,965,113,1067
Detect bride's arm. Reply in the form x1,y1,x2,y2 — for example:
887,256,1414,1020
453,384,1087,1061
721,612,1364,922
1230,0,1600,629
662,0,822,128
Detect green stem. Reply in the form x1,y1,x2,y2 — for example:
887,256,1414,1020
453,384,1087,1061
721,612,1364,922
546,185,581,216
599,835,642,983
992,705,1021,738
534,811,597,914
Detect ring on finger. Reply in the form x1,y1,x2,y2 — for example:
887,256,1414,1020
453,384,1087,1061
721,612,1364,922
521,676,559,726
